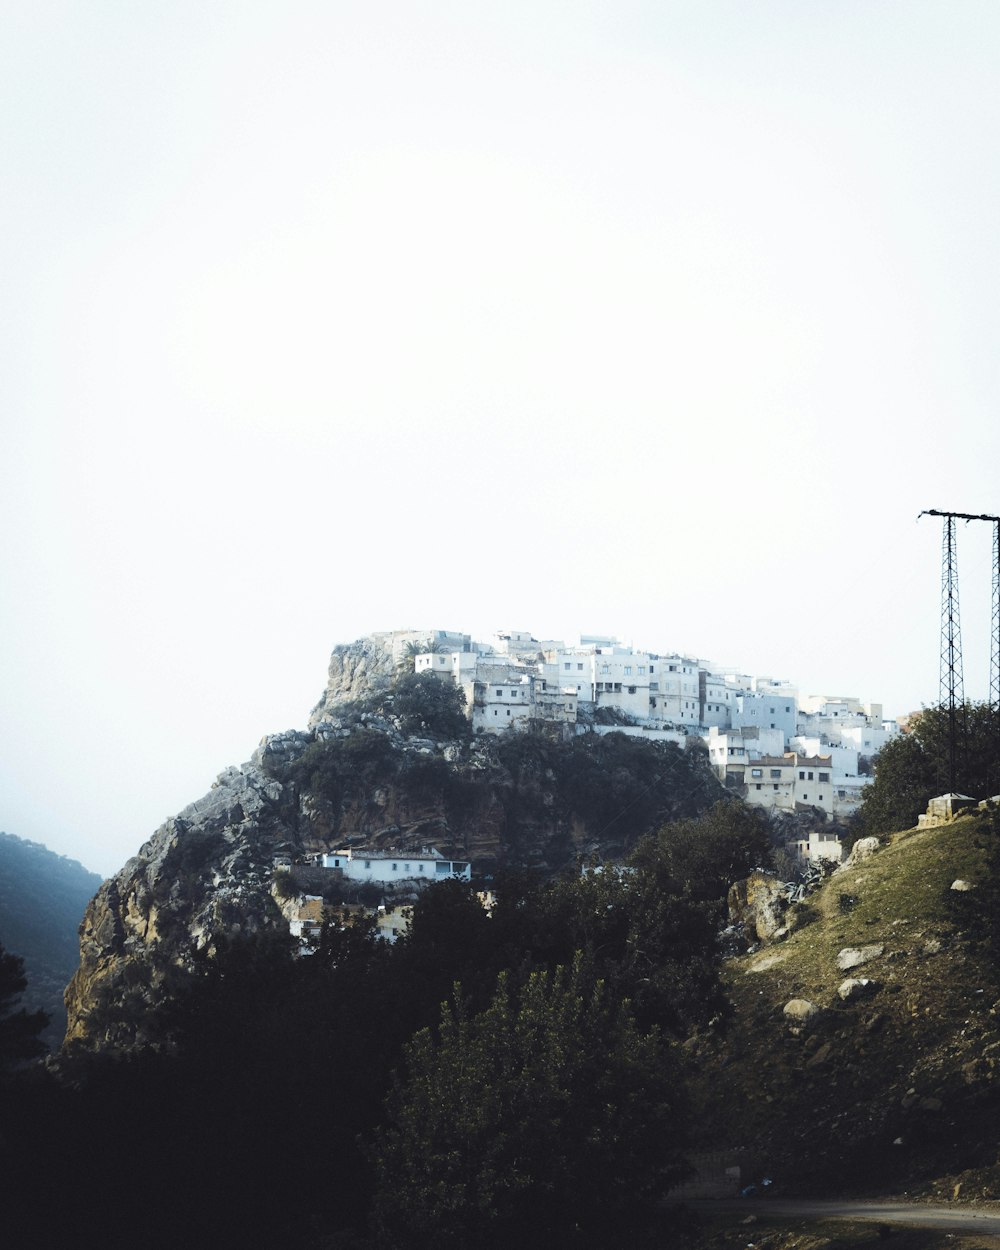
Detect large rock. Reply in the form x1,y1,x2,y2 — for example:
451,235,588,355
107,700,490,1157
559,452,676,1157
308,635,403,725
836,836,881,872
783,998,821,1025
838,977,879,1002
836,944,884,971
728,872,788,942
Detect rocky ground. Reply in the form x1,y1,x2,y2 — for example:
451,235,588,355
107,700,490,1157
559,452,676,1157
687,813,1000,1199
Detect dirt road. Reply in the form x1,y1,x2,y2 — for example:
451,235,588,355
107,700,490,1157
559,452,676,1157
699,1198,1000,1235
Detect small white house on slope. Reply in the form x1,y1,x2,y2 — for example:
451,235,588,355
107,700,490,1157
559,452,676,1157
320,847,471,883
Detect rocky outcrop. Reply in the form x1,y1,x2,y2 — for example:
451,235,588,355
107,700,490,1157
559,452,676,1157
308,634,400,725
727,872,788,943
836,836,881,872
64,735,309,1050
65,635,724,1053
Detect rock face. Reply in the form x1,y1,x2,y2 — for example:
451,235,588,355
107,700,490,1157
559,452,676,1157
727,872,788,943
309,635,396,725
65,634,723,1052
65,735,309,1050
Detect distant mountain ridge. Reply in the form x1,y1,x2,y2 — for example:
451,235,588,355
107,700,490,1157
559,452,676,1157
0,832,103,1048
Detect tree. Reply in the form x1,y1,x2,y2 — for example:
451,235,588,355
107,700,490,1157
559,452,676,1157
859,703,1000,836
0,944,48,1072
391,670,470,739
631,800,774,902
396,638,443,675
373,958,688,1249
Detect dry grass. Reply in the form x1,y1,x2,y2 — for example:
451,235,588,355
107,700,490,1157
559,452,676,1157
687,813,1000,1195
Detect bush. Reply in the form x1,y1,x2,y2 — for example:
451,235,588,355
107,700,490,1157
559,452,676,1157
390,672,470,739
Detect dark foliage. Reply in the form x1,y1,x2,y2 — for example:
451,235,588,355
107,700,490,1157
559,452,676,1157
859,702,1000,836
497,728,724,856
389,670,470,739
0,943,48,1072
0,833,101,1046
0,731,767,1246
631,800,774,903
373,959,689,1249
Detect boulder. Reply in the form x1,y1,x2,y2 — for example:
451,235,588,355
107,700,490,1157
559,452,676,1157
838,977,878,1002
950,879,975,892
837,836,880,871
836,943,884,971
783,998,821,1025
728,871,788,942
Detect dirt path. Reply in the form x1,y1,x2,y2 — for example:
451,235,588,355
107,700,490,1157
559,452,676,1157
699,1198,1000,1235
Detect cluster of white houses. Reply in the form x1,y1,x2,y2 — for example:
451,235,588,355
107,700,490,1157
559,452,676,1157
399,627,898,823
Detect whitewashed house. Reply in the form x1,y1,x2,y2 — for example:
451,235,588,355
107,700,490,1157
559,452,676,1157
743,755,797,813
320,848,471,882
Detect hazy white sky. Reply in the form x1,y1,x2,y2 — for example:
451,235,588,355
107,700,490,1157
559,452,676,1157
3,1,999,876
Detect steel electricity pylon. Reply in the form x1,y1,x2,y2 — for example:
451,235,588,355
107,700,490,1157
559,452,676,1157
919,508,1000,791
992,519,1000,717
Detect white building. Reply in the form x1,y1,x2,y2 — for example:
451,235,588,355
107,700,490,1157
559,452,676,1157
730,690,798,742
407,631,892,784
791,755,835,817
793,829,844,865
743,755,797,813
708,726,786,786
321,848,471,883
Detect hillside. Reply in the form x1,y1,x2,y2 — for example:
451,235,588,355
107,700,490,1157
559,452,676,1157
0,833,103,1049
687,807,1000,1200
64,643,724,1051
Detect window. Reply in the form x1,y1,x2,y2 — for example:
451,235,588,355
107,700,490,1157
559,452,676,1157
628,685,636,694
819,772,830,783
808,771,814,781
770,769,781,778
403,863,410,873
773,784,779,791
624,666,632,675
756,784,762,790
751,768,762,778
577,663,583,670
418,863,424,871
496,689,503,696
564,662,571,670
364,860,371,868
601,664,610,674
392,863,398,871
799,771,805,780
802,794,808,801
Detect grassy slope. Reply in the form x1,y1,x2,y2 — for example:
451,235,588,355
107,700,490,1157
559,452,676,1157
687,812,1000,1200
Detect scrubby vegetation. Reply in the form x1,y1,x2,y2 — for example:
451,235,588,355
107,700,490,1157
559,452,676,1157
1,802,765,1249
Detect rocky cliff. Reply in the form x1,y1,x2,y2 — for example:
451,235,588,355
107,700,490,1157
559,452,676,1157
65,636,722,1050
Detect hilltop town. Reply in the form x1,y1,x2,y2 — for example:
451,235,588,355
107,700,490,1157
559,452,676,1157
388,626,897,826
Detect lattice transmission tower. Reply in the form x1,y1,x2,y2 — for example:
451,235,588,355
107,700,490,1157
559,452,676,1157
920,508,1000,791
